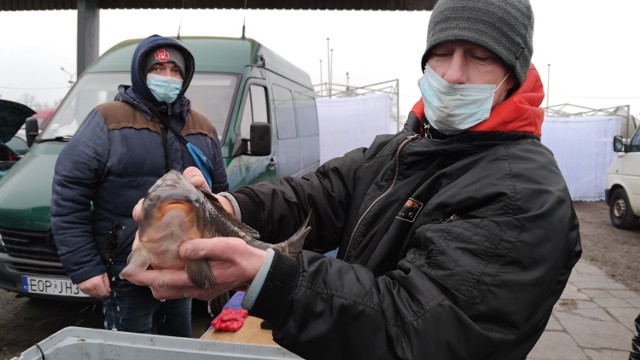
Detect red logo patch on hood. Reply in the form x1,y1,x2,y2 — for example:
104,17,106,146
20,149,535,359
154,49,171,63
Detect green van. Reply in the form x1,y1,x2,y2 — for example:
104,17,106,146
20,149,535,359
0,36,320,301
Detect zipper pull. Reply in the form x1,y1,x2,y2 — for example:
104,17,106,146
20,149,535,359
442,214,458,223
423,122,432,139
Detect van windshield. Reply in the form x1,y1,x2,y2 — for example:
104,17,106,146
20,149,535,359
40,72,239,142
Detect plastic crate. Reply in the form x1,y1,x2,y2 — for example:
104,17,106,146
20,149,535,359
12,326,301,360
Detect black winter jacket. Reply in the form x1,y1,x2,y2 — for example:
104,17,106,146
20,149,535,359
51,36,228,284
231,68,582,359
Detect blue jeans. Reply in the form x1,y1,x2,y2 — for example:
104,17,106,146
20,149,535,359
102,281,192,337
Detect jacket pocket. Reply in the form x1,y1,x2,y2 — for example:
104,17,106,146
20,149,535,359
408,217,521,303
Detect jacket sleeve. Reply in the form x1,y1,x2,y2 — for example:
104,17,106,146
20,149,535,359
233,144,372,253
51,109,109,284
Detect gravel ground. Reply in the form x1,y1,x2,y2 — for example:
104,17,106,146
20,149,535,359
572,200,640,294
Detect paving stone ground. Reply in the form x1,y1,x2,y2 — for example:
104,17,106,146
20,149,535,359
528,259,639,360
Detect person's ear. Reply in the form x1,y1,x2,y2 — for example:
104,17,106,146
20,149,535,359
507,74,518,91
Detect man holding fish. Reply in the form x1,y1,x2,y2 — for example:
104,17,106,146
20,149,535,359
51,35,228,337
123,0,582,358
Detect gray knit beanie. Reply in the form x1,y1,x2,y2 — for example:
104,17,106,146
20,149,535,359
421,0,534,87
144,46,186,77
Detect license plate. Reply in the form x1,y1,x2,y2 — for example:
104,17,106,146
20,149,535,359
21,275,88,297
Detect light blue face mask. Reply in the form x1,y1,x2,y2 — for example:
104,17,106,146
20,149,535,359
146,73,183,104
418,64,508,135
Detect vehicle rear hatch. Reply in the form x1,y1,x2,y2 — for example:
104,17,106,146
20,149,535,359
0,99,35,168
0,99,34,144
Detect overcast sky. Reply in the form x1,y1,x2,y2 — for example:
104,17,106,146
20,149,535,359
1,0,639,118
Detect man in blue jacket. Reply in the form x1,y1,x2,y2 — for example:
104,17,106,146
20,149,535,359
51,34,228,336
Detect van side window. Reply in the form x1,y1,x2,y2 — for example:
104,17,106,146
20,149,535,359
629,130,640,152
240,85,268,139
273,85,297,139
294,91,319,137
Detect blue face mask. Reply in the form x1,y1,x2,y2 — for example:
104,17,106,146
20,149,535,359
418,64,508,135
146,74,183,104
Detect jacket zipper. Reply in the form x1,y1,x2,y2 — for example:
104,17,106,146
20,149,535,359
344,134,421,257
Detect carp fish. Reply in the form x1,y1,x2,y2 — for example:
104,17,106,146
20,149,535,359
120,170,310,289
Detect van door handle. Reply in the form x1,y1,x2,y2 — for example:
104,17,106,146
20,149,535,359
268,158,277,167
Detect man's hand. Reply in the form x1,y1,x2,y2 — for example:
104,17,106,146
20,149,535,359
122,236,267,301
77,273,111,298
183,166,235,216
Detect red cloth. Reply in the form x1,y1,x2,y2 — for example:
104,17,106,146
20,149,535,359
211,308,249,332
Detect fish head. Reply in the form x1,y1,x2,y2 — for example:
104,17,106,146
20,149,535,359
137,171,203,263
140,171,200,226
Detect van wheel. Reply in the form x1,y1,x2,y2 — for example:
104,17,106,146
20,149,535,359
609,188,639,229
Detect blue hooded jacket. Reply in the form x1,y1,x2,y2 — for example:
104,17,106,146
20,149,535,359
51,35,229,284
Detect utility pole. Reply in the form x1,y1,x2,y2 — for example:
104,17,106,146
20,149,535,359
546,63,551,115
330,48,334,98
346,71,350,93
319,59,323,96
326,38,331,98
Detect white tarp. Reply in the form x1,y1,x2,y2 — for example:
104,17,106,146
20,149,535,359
316,93,396,164
541,116,621,201
317,97,619,201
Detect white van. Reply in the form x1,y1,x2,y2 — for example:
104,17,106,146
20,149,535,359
605,128,640,229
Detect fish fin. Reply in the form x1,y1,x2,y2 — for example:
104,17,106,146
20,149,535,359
275,211,312,258
199,188,261,239
186,259,216,289
199,187,221,205
120,247,151,279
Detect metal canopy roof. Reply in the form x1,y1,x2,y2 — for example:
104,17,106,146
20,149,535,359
3,0,435,77
0,0,437,11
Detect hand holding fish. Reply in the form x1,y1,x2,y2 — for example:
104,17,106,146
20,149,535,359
122,167,309,301
123,236,268,301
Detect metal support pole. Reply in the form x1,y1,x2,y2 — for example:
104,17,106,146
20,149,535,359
546,63,551,115
326,38,331,98
319,59,323,96
77,0,100,77
330,48,334,98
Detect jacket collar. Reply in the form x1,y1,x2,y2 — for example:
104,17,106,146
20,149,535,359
115,85,191,122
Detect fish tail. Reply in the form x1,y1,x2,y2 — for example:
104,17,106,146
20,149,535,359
275,212,312,258
120,247,152,280
186,259,216,289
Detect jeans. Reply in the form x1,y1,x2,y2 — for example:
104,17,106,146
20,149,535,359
102,281,192,337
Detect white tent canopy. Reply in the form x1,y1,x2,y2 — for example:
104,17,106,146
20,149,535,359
316,93,396,164
541,116,621,201
316,94,622,202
